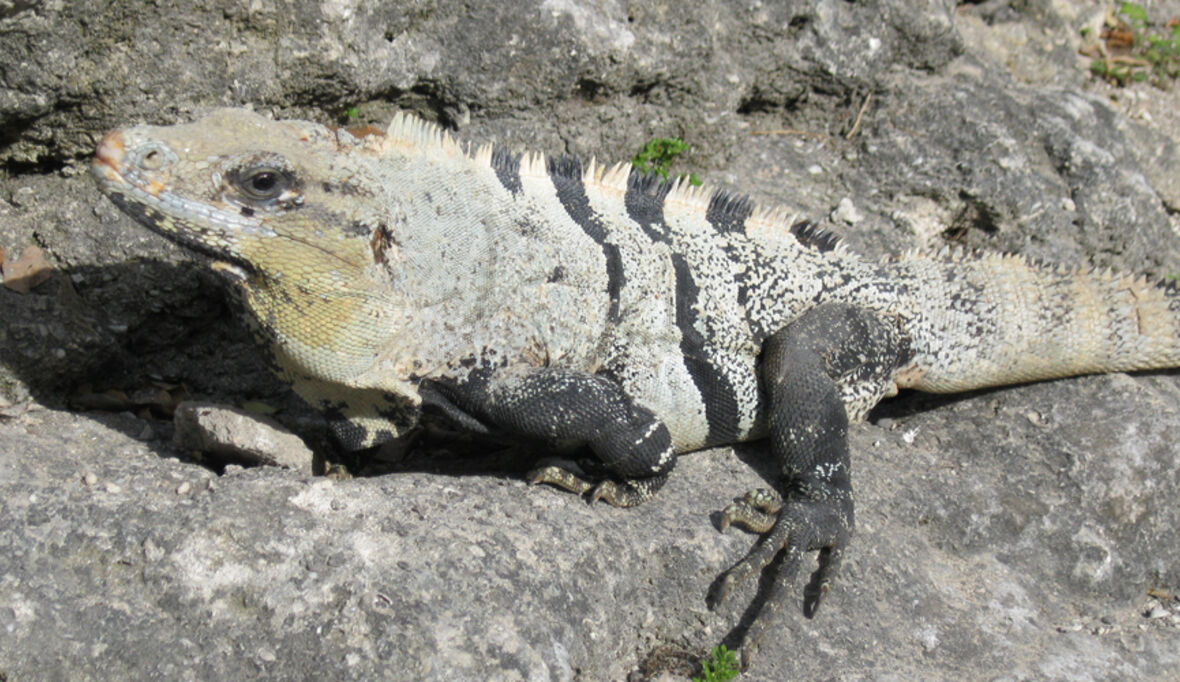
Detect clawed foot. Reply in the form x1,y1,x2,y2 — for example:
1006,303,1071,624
709,490,853,667
719,488,783,532
527,462,665,508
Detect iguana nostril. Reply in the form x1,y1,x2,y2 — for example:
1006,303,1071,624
141,149,163,169
131,142,176,171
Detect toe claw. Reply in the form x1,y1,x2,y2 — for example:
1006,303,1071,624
706,572,737,610
529,466,664,508
589,480,610,504
526,465,595,495
738,644,755,671
589,477,664,507
719,488,784,534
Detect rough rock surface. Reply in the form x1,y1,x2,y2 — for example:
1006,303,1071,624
172,401,316,473
2,0,1179,679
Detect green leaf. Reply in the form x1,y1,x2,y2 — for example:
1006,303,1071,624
1120,2,1148,24
693,645,740,682
632,137,698,182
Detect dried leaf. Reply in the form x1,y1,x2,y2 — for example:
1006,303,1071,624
345,124,385,139
1103,27,1136,50
2,246,53,293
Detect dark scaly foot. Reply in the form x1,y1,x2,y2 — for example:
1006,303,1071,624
711,304,904,667
708,491,852,667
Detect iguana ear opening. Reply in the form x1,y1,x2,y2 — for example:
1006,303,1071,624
369,223,400,265
129,141,177,173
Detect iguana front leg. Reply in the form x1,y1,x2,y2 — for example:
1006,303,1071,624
424,367,676,507
709,303,907,667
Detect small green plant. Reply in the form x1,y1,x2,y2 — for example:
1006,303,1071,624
693,645,740,682
339,106,360,124
1121,1,1148,24
632,137,702,186
1085,3,1180,87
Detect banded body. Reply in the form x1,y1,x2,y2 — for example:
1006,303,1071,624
92,108,1180,665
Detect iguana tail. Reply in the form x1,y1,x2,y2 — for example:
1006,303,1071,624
888,250,1180,393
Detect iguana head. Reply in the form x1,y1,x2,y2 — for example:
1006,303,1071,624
92,107,382,284
92,108,440,395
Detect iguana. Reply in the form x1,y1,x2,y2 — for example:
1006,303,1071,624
91,108,1180,666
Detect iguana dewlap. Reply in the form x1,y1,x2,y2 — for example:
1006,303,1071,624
92,108,1180,665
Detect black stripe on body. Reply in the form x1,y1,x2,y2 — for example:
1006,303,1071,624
706,190,757,318
671,256,742,445
545,156,626,322
624,171,741,447
492,145,523,195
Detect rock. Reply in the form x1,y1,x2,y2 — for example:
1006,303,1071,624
1,0,1179,679
831,197,863,225
172,401,315,474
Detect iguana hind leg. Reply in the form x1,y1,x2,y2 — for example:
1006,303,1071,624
709,303,906,667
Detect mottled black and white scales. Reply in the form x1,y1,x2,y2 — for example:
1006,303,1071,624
479,146,898,443
92,108,1180,668
416,145,915,662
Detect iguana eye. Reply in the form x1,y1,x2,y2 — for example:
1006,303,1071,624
234,165,292,201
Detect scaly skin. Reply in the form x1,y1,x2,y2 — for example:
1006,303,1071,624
92,108,1180,667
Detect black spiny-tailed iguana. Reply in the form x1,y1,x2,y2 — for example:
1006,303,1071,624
91,108,1180,665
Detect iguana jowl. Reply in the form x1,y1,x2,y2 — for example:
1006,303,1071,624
92,108,1180,664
